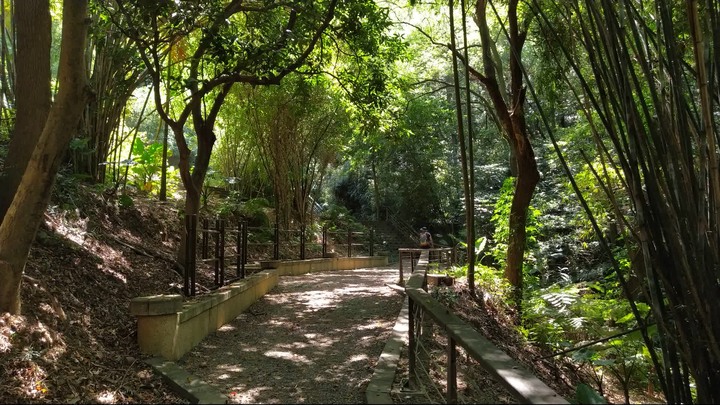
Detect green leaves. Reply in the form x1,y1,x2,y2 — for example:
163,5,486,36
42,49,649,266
575,383,607,404
129,138,167,194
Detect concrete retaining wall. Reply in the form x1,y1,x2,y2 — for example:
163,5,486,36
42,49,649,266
131,255,388,361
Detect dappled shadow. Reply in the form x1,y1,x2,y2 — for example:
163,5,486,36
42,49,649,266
177,266,404,404
1,192,188,403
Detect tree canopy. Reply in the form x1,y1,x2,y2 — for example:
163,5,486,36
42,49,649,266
1,0,720,403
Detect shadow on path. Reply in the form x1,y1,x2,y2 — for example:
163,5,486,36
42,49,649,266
177,266,404,404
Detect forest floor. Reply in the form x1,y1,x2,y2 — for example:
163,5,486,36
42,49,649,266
0,179,661,404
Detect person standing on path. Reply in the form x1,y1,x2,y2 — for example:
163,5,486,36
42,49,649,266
419,227,433,249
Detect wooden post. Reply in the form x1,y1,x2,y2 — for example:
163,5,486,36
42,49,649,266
273,223,279,260
183,215,191,296
447,336,457,403
241,221,247,278
219,218,225,286
189,215,197,296
347,229,352,257
214,218,220,286
322,226,327,257
399,250,404,285
369,228,374,256
300,225,306,260
408,297,416,387
201,217,209,259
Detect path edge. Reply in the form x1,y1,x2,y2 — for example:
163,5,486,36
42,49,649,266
145,356,227,404
365,295,409,404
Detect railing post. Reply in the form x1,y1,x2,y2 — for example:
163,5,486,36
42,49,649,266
447,336,457,404
347,229,352,257
322,226,327,257
184,214,192,296
241,221,248,278
274,223,280,260
214,218,221,286
369,228,374,256
201,217,209,259
236,222,242,278
411,250,416,273
408,297,416,387
300,225,306,260
189,215,197,296
398,250,404,285
219,218,225,286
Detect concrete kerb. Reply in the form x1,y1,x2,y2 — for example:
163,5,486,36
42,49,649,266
365,296,409,404
145,357,227,404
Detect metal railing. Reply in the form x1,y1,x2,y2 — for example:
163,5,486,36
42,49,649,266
397,247,456,285
401,250,569,404
182,214,377,296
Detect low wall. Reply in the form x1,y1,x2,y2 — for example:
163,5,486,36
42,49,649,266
131,255,388,361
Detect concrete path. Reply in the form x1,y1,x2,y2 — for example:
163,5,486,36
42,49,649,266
175,266,405,404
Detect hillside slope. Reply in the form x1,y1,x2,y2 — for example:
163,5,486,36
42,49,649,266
1,180,187,403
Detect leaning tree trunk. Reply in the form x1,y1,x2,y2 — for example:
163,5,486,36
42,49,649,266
470,0,539,305
0,0,89,314
505,123,540,295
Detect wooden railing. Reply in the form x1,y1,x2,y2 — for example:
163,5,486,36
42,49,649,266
404,250,569,404
182,214,377,296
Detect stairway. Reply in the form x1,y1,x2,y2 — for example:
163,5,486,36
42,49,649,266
366,220,417,263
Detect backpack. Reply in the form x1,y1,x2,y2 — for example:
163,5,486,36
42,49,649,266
420,231,429,244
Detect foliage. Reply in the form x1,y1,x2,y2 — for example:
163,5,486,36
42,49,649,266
128,138,179,197
318,201,365,233
490,177,541,267
326,165,373,220
565,156,627,242
238,198,272,228
118,193,134,208
430,285,459,307
575,383,607,404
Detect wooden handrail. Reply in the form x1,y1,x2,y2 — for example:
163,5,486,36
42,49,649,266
405,251,569,404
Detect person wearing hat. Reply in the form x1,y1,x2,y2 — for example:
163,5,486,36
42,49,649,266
419,227,433,248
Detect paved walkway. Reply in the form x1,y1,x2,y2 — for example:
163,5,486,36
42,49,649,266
176,266,405,404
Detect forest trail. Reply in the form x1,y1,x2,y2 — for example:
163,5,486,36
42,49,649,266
177,266,405,404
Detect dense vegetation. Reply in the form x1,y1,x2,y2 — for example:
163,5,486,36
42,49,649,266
1,0,719,403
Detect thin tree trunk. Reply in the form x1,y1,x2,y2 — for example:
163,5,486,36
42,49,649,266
460,0,477,295
449,0,475,292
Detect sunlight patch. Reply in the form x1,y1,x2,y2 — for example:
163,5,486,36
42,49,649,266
356,320,384,331
349,354,368,362
97,265,127,283
263,350,312,365
227,386,273,404
95,391,116,404
218,364,243,373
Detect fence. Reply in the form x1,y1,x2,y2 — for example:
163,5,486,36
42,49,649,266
182,214,376,296
401,250,569,404
397,247,456,285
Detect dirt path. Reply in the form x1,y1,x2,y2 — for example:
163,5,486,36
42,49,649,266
177,266,404,404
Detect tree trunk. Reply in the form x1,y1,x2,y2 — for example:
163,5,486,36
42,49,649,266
0,0,89,314
505,131,539,294
470,0,539,303
0,0,51,222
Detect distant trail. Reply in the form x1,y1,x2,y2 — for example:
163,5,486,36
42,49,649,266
178,266,404,404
